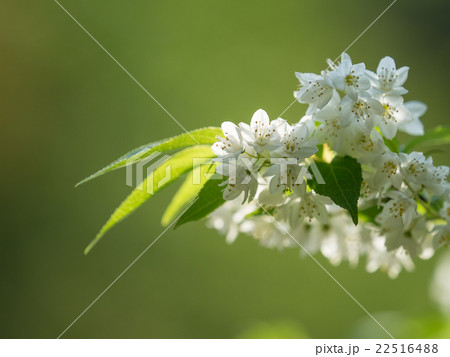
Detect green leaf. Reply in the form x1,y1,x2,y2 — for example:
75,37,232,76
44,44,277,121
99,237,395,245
84,145,215,254
384,138,399,154
76,127,222,187
161,162,218,227
403,126,450,153
174,175,227,229
308,156,362,225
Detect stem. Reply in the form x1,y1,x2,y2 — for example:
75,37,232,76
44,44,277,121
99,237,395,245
403,179,443,220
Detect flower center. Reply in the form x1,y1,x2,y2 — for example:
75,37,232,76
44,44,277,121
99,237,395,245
379,67,397,89
389,202,406,218
345,74,356,86
381,161,397,178
407,159,425,177
382,103,398,122
351,100,370,121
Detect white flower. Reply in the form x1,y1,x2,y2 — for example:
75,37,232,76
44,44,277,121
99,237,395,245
366,234,415,279
216,159,260,202
433,225,450,249
265,162,309,197
261,117,317,196
376,214,431,263
314,95,347,148
205,53,445,278
399,152,429,189
319,214,362,267
336,126,386,164
212,121,244,157
294,71,335,113
399,101,427,136
206,196,258,244
291,221,322,256
361,171,380,200
240,215,294,250
377,191,418,230
372,151,403,190
340,93,384,130
425,165,449,195
239,109,281,153
329,53,371,100
257,185,286,206
289,192,332,225
400,152,449,194
366,56,409,96
271,118,318,160
377,95,413,140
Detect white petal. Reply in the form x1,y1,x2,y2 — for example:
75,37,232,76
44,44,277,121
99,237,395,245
315,202,329,224
329,71,345,90
341,53,352,63
340,105,353,126
225,225,239,244
238,122,253,142
403,210,415,230
387,95,404,106
251,109,270,128
298,116,316,132
221,121,239,136
314,105,339,123
390,87,408,96
340,58,352,73
352,63,366,75
392,172,403,190
295,72,321,83
405,100,427,117
377,56,396,75
396,105,413,124
357,76,371,91
396,66,409,86
365,70,378,84
259,186,285,205
297,146,318,159
345,85,358,101
272,118,289,136
211,143,225,156
269,176,285,195
380,121,397,140
399,118,424,136
369,98,385,115
221,121,242,144
223,185,242,201
299,82,333,106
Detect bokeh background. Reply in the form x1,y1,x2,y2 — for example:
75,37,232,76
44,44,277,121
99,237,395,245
1,0,449,338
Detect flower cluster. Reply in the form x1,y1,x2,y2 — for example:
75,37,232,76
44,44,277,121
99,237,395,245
208,53,449,278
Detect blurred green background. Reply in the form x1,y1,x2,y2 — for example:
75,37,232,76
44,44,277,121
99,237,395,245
1,0,449,338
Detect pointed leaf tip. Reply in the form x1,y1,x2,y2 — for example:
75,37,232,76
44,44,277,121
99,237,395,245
83,145,215,253
308,156,362,225
76,127,222,187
